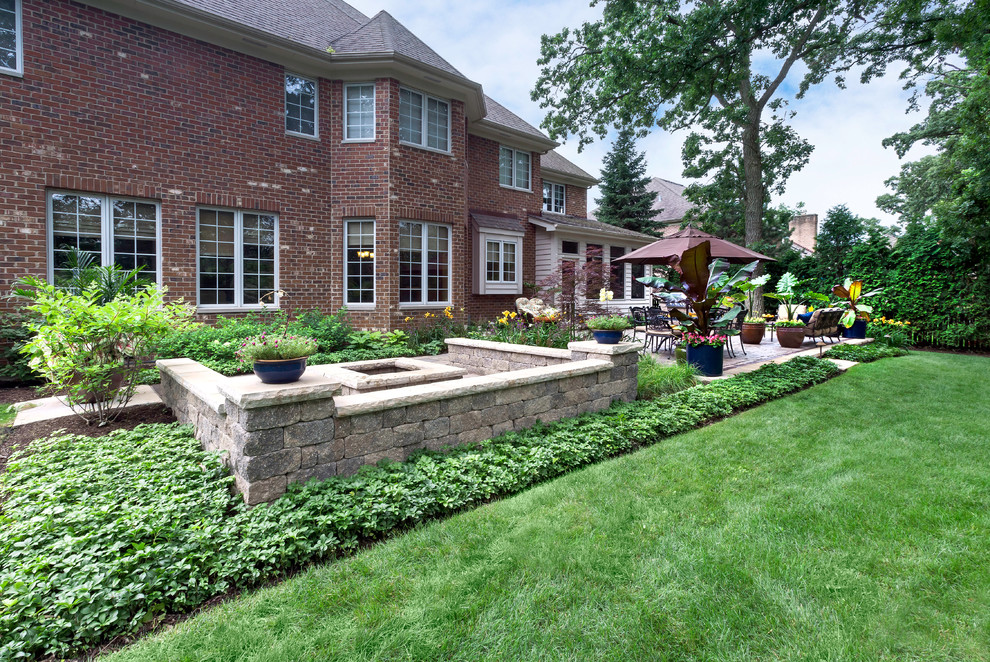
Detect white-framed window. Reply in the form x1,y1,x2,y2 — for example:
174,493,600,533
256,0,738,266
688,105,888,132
499,146,531,191
543,181,565,213
344,83,375,141
485,239,517,283
345,220,376,305
631,263,647,299
47,191,161,284
399,221,450,305
609,246,626,299
285,73,318,137
0,0,21,76
399,87,449,152
197,208,278,309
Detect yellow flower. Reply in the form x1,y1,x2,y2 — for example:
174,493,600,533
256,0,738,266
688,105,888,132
404,316,412,322
509,312,517,318
498,318,508,325
502,310,511,317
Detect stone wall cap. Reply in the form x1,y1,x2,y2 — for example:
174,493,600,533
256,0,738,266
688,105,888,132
218,372,341,409
316,357,466,391
156,358,227,414
445,337,572,359
335,358,612,417
567,340,642,355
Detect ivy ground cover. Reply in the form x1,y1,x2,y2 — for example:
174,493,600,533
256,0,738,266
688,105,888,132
107,352,990,661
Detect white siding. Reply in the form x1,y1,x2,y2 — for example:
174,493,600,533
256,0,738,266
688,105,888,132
534,227,554,284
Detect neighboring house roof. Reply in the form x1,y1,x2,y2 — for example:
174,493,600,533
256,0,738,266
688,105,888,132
170,0,368,51
529,213,655,244
541,150,599,188
470,211,527,234
647,177,695,224
331,11,464,78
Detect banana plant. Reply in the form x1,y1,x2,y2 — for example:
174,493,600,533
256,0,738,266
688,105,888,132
833,278,883,327
635,241,760,336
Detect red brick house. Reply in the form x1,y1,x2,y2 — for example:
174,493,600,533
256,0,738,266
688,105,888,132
0,0,654,329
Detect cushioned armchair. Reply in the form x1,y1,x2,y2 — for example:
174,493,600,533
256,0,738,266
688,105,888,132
804,308,844,343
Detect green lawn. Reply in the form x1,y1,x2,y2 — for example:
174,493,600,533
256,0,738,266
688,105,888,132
0,405,13,427
109,353,990,662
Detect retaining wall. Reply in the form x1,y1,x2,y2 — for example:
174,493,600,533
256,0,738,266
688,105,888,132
158,340,639,505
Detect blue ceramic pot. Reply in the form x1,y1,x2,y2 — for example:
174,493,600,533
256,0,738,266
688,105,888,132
843,318,868,339
686,343,723,377
592,330,623,344
253,357,308,384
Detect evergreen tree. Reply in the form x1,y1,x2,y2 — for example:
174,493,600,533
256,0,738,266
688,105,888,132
594,128,659,234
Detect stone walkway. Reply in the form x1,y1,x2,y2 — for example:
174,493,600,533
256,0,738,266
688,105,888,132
11,385,163,427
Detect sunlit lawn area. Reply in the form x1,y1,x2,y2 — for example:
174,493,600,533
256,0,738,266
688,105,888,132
110,352,990,661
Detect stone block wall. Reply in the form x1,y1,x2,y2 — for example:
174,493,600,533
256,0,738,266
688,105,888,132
158,340,639,506
445,338,572,374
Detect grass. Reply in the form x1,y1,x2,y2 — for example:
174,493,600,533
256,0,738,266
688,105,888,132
109,352,990,662
0,404,14,427
636,353,698,399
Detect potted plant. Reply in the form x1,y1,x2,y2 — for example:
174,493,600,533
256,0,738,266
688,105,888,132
766,272,808,348
585,315,631,344
683,331,727,377
237,332,318,384
733,274,772,344
833,278,882,339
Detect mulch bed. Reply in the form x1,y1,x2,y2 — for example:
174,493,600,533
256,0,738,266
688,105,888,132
0,386,41,407
0,403,176,476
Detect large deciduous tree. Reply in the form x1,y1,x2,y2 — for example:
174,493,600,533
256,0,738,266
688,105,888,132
595,127,659,234
531,0,941,252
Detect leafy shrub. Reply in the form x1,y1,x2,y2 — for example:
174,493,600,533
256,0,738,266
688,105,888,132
473,311,578,349
637,355,698,399
0,312,40,383
823,343,909,363
0,357,844,659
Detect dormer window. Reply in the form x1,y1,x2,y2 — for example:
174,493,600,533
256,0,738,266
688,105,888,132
543,181,565,213
285,73,318,137
499,146,530,191
0,0,22,76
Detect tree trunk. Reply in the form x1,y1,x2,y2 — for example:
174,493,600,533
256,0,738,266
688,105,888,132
742,113,766,315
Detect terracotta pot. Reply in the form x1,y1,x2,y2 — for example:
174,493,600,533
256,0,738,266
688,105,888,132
740,322,766,345
776,325,807,348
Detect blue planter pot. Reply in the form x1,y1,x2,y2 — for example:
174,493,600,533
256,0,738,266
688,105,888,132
253,357,308,384
842,318,868,339
592,329,623,344
686,343,724,377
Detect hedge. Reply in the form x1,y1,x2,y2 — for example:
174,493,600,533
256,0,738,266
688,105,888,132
0,356,841,659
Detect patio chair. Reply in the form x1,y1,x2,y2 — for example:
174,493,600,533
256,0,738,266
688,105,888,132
804,307,844,343
629,306,648,341
713,307,748,358
643,309,676,355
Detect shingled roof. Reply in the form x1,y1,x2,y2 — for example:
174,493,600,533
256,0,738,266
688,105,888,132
331,11,464,77
647,177,695,224
541,150,598,185
530,213,655,242
172,0,368,51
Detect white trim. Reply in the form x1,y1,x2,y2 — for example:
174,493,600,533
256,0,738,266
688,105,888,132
542,180,566,214
284,72,319,139
195,206,280,312
473,226,523,295
399,220,452,306
342,82,376,142
499,145,532,192
46,190,163,285
344,218,376,306
0,0,22,77
484,239,518,284
398,86,451,154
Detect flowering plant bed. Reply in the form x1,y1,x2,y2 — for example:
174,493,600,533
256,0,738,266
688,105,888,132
235,333,317,363
683,331,728,347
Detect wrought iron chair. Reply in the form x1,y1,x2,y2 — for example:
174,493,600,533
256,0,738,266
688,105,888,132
629,306,648,341
644,309,676,355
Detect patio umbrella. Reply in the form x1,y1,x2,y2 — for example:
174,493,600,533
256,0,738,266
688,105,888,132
615,226,775,265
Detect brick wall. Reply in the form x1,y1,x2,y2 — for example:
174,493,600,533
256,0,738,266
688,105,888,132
565,183,589,219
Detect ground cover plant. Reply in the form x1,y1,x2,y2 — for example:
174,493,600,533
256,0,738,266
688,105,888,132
0,357,843,659
823,343,909,363
109,352,989,661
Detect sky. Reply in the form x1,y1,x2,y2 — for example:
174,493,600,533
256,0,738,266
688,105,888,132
347,0,932,225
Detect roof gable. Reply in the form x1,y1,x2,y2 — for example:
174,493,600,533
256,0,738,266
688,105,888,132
330,11,464,78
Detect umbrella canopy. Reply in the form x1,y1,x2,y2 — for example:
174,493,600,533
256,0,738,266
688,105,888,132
615,226,775,265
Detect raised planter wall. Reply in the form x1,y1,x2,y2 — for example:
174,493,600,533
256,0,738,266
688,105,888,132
158,340,639,505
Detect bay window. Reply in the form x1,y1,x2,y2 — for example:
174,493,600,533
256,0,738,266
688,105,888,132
399,221,450,304
344,83,375,141
345,220,375,305
285,73,317,137
399,88,449,152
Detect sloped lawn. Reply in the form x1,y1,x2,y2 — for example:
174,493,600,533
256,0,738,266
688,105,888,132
108,352,990,661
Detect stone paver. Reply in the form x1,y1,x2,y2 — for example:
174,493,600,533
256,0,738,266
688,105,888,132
11,385,163,427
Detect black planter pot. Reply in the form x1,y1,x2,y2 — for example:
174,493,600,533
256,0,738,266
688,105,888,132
686,343,724,377
843,318,868,339
253,357,308,384
591,330,623,344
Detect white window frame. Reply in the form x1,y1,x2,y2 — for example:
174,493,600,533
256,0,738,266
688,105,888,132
473,227,523,295
398,86,451,154
343,82,376,142
485,239,518,284
284,72,319,139
196,207,280,312
0,0,22,77
543,181,566,213
46,190,162,284
344,219,376,309
499,146,531,192
399,221,452,307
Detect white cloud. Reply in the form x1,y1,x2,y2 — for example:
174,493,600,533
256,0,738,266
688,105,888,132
346,0,932,223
